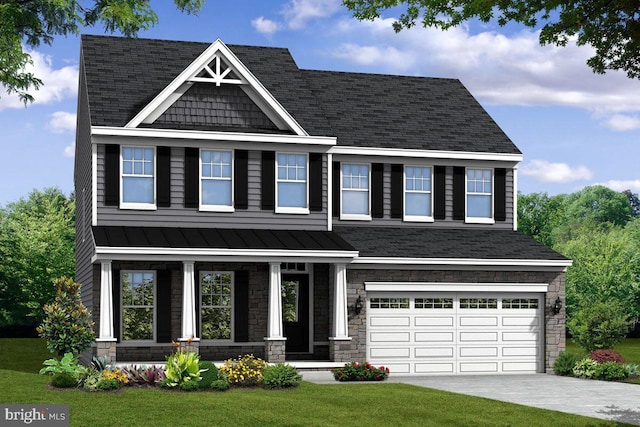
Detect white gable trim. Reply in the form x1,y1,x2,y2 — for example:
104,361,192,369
364,282,549,293
124,39,308,136
352,257,572,268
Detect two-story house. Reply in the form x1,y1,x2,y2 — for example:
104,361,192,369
75,35,570,375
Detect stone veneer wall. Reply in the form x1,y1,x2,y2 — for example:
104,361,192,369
340,269,566,372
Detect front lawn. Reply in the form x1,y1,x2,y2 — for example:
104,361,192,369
0,339,626,426
566,337,640,364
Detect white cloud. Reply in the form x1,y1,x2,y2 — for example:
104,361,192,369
282,0,342,29
0,49,77,110
595,180,640,192
48,111,76,133
252,17,280,35
520,159,593,183
63,142,75,158
328,19,640,130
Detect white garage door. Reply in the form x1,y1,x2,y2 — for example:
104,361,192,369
366,292,543,375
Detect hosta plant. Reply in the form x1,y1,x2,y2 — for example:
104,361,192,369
572,358,599,379
164,351,204,388
220,354,268,386
40,352,88,379
332,361,389,382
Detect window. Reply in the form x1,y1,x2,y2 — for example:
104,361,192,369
459,298,497,309
121,271,155,341
503,298,539,309
121,147,155,208
415,298,453,309
276,153,307,213
200,150,233,211
369,298,409,309
341,163,370,218
281,280,299,322
200,272,233,340
466,168,493,222
405,166,432,221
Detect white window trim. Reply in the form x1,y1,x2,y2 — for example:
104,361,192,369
275,152,309,214
340,162,372,221
199,149,235,213
199,271,234,343
120,270,156,344
465,167,495,224
120,146,157,210
403,165,434,223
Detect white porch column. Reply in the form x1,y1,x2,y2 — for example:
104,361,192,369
97,261,115,340
267,262,284,339
331,263,351,340
180,261,198,340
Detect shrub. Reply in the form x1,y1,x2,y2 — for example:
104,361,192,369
261,363,302,389
572,358,599,379
568,302,632,353
210,379,230,391
83,370,101,391
594,362,628,381
624,363,640,378
123,365,166,386
37,277,95,356
164,351,204,388
198,361,219,389
96,378,119,391
179,380,200,392
220,354,268,386
332,361,389,382
553,352,582,376
589,349,625,364
51,372,78,388
40,352,88,379
100,369,129,386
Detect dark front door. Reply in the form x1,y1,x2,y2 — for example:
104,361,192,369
282,274,309,353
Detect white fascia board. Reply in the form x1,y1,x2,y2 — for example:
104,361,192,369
92,126,336,146
364,282,549,293
329,146,523,162
352,257,572,268
125,39,308,136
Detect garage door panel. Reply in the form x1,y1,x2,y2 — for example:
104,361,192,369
460,362,498,373
459,347,498,357
503,331,538,342
415,347,454,358
415,332,454,342
370,332,410,342
502,316,539,327
382,363,411,374
415,316,454,327
503,347,538,357
459,316,498,327
460,331,498,342
415,363,455,374
503,362,538,372
370,347,410,358
370,316,411,327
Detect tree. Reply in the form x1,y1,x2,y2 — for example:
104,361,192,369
568,301,632,353
0,188,75,328
563,185,633,227
344,0,640,79
1,0,204,104
623,190,640,217
517,192,565,248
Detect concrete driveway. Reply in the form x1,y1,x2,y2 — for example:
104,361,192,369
302,372,640,425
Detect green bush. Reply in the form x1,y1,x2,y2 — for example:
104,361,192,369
553,352,582,376
261,363,302,389
568,302,632,353
96,378,119,391
51,372,78,388
572,358,598,379
210,379,230,391
179,380,200,392
624,363,640,377
332,361,389,382
198,361,218,389
594,362,628,381
82,370,101,391
39,352,88,379
164,351,204,388
37,277,95,356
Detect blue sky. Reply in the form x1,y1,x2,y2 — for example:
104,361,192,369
1,0,639,207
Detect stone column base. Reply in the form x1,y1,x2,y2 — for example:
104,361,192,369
329,338,353,363
96,340,117,363
264,338,286,363
179,338,200,354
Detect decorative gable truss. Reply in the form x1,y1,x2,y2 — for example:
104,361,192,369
125,39,308,135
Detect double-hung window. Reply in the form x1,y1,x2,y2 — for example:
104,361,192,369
341,163,370,219
200,150,233,211
200,272,233,340
276,153,308,213
404,166,432,221
121,271,155,342
121,147,155,209
466,168,493,222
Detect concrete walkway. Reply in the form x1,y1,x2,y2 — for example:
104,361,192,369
301,371,640,425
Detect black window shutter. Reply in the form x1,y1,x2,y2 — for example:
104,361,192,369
332,161,340,217
372,163,384,218
112,269,121,343
157,146,171,208
453,167,465,220
104,144,119,206
234,270,249,342
234,150,249,210
309,153,323,212
261,151,275,210
390,164,403,219
434,166,446,220
494,168,507,221
184,147,199,208
156,270,172,343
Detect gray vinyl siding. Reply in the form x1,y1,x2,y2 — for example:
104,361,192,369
96,146,328,229
74,56,96,313
334,156,515,229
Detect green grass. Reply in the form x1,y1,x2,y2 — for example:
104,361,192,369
0,339,626,427
566,338,640,364
0,338,53,373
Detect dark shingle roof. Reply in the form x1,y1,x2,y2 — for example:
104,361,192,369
334,227,567,260
81,35,519,154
